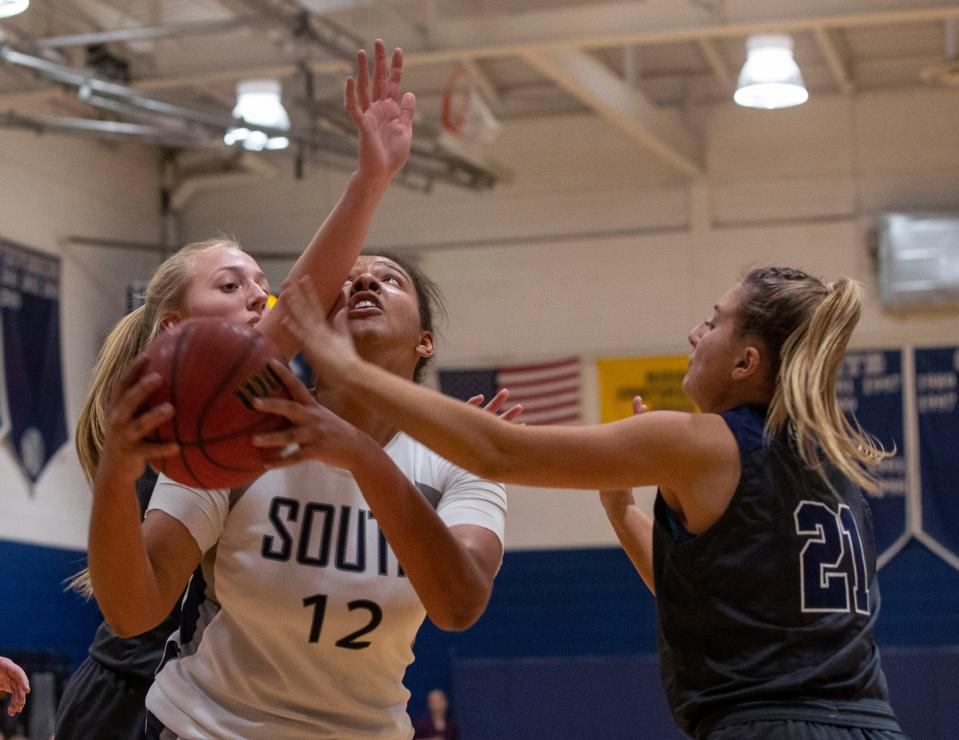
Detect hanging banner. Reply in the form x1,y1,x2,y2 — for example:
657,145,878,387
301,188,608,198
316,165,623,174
0,238,67,484
838,349,908,562
597,355,694,423
914,346,959,564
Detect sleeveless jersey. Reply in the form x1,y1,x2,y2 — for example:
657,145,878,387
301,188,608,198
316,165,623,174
144,433,506,739
653,405,899,736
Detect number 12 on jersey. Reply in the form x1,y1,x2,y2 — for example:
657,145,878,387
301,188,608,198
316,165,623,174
794,501,870,615
303,594,383,649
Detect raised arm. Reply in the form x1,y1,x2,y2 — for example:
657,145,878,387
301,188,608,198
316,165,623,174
87,356,201,637
258,39,416,358
252,363,501,630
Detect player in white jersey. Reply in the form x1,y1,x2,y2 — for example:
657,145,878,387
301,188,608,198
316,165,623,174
90,252,515,739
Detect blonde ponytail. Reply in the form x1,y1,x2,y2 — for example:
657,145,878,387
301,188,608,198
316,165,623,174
736,267,889,493
766,279,888,492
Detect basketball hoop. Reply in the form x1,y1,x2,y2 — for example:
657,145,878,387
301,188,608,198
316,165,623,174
441,65,500,146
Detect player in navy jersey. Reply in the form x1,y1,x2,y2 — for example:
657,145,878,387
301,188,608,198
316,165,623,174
57,39,417,740
279,265,906,739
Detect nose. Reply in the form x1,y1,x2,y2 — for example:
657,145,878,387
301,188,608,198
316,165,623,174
248,283,268,314
688,323,704,348
350,271,381,294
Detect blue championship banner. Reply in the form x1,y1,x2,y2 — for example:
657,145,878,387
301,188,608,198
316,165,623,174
915,346,959,564
0,238,67,484
838,349,907,562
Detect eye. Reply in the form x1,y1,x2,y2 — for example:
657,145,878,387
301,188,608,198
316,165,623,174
382,274,402,285
220,281,240,292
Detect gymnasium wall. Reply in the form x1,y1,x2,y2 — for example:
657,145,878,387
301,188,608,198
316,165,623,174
0,129,161,662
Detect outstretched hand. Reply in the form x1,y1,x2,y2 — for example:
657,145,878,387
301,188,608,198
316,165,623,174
0,656,29,716
281,277,359,390
252,360,372,471
467,389,524,423
346,38,416,184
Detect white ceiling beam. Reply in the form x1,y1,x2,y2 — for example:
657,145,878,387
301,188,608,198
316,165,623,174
521,47,702,177
813,26,854,94
3,3,957,98
696,38,734,90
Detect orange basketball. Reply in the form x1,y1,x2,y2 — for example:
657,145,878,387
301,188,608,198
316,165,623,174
138,317,292,489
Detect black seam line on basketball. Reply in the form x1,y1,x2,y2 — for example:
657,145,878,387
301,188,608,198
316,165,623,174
193,331,268,478
171,321,204,488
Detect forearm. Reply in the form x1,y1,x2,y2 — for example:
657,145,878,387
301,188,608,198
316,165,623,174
87,468,167,636
263,173,392,358
349,442,495,630
600,493,655,595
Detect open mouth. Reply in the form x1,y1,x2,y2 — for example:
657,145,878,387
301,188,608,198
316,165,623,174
348,292,383,314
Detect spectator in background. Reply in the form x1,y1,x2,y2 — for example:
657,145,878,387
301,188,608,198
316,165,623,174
413,688,458,740
0,657,28,717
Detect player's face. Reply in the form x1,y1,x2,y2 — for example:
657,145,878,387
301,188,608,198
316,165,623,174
342,255,433,376
178,246,270,328
682,283,748,413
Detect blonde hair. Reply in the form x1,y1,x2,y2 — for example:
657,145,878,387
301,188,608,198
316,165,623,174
735,266,888,492
67,238,242,596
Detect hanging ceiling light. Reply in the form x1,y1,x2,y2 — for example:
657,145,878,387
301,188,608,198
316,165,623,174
224,79,290,151
734,34,809,110
0,0,29,19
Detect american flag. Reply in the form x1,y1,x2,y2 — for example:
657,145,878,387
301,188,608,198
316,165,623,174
438,357,582,425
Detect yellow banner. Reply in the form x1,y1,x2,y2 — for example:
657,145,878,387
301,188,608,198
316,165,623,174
597,355,696,422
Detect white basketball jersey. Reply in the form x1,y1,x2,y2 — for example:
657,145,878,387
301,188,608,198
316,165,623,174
145,432,506,739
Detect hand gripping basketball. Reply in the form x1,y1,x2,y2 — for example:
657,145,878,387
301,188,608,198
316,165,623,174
137,317,293,489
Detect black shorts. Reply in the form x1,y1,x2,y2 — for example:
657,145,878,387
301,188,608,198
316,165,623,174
55,656,152,740
706,721,908,740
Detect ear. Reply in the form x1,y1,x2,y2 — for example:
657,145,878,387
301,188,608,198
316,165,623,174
731,344,763,382
159,310,182,331
416,330,435,361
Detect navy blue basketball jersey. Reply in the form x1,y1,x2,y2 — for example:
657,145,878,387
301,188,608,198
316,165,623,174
653,405,900,736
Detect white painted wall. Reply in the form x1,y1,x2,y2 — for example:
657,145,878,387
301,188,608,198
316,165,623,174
179,86,959,551
0,130,161,549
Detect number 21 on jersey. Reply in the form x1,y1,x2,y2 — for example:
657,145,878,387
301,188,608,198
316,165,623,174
794,500,870,615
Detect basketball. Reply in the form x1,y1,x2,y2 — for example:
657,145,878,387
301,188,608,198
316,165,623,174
138,317,292,489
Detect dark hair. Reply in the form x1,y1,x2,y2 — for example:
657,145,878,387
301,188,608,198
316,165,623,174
364,250,446,383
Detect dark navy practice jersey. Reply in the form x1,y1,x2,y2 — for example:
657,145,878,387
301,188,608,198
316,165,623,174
653,405,900,736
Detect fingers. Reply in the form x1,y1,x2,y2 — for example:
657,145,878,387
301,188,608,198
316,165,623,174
385,46,403,100
372,38,387,101
344,77,363,127
399,91,416,128
632,395,648,415
267,359,314,405
466,394,485,407
482,388,511,415
111,373,169,435
127,401,175,441
142,441,181,461
500,404,525,423
355,47,370,111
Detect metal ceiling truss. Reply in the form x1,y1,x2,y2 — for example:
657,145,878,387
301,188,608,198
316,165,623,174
0,41,498,191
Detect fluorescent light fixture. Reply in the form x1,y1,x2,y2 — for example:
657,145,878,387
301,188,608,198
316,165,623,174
224,79,290,151
734,34,809,110
0,0,29,19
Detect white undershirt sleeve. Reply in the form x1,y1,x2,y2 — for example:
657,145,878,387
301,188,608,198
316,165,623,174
434,460,507,546
146,473,231,554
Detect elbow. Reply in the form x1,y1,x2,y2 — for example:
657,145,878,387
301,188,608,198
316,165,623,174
104,612,159,639
427,595,490,633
